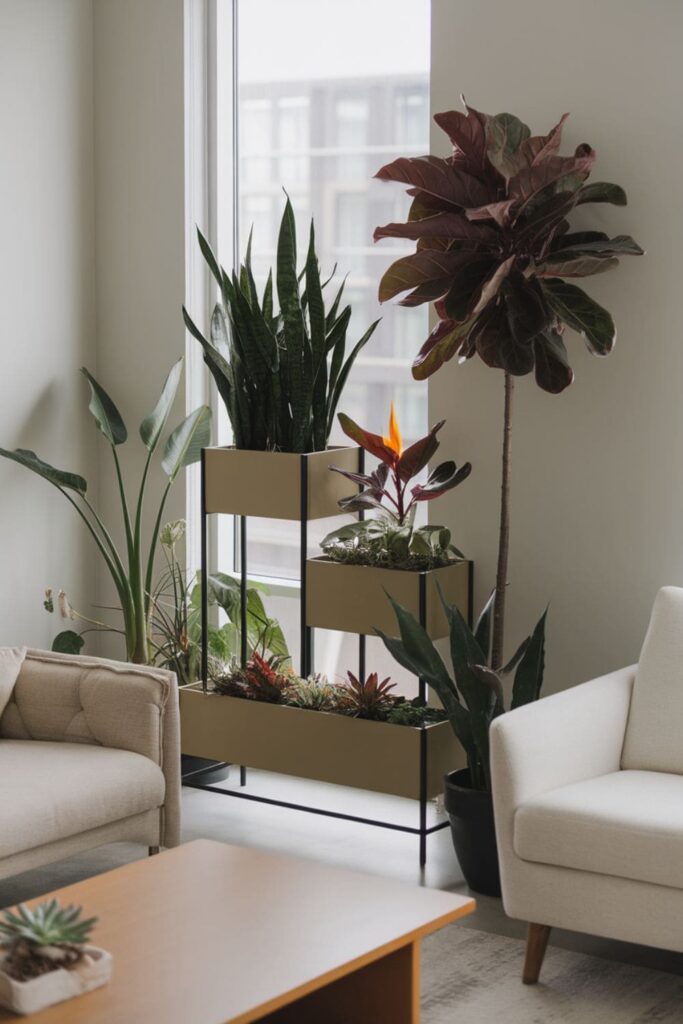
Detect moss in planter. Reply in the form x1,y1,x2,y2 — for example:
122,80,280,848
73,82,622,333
320,519,464,572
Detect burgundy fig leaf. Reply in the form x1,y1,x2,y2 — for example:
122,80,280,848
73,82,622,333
443,257,499,322
519,112,569,167
536,255,619,278
398,279,452,308
373,212,497,246
378,250,480,304
549,234,644,258
471,256,516,316
502,274,549,344
337,412,397,466
576,182,627,206
412,317,476,381
433,101,490,179
485,112,531,180
396,420,445,483
475,303,535,375
540,279,616,356
465,198,518,227
509,148,596,208
533,329,575,394
374,155,489,208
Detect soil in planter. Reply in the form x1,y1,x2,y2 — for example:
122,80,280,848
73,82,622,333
2,943,84,983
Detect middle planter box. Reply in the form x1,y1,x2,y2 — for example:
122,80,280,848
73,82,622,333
305,557,471,639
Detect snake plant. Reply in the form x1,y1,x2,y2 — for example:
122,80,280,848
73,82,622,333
0,360,210,664
183,196,380,453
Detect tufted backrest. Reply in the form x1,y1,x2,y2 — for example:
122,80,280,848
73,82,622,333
622,587,683,774
0,648,172,764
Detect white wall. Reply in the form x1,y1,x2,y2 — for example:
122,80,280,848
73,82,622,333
0,0,96,647
430,0,683,692
92,0,186,654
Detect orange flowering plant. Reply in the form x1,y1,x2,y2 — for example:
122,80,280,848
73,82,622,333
320,405,471,570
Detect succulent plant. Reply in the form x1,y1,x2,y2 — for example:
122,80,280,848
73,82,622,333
0,901,97,982
286,675,337,711
183,197,380,453
337,671,397,720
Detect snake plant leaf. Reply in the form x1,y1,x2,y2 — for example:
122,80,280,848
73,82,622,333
541,279,616,356
326,319,380,435
511,608,548,708
161,405,211,482
80,368,127,446
0,448,87,494
196,226,223,289
473,590,495,663
140,358,183,452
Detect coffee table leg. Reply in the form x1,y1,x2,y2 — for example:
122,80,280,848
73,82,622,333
258,941,420,1023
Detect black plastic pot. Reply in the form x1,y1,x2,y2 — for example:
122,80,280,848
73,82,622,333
181,754,231,786
444,768,501,897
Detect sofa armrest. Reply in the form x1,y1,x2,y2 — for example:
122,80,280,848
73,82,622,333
490,665,635,816
1,649,181,847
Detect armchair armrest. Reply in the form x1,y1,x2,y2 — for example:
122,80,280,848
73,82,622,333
1,649,181,847
490,665,635,816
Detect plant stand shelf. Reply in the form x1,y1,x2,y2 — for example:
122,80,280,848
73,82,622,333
189,445,472,866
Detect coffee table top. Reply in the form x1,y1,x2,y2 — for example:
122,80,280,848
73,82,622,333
0,839,474,1024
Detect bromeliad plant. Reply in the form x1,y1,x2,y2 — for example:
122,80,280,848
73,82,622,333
0,360,210,664
183,197,380,453
336,670,397,720
374,99,644,673
0,901,98,982
321,404,471,570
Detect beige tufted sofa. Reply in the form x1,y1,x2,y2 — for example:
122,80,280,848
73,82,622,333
0,649,181,881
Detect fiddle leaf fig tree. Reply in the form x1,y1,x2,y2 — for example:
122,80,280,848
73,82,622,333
374,98,644,675
0,360,210,664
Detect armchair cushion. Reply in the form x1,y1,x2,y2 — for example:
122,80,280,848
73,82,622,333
514,769,683,890
0,647,26,718
622,586,683,774
0,739,165,860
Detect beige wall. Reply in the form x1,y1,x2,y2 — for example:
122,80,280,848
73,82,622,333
0,0,96,647
430,0,682,692
92,0,186,654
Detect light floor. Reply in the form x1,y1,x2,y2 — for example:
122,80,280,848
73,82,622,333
2,767,683,978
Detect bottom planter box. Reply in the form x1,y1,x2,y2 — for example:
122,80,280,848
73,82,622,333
179,685,463,801
305,556,471,638
0,947,112,1017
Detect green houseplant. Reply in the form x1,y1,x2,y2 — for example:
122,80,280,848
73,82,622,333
373,99,644,894
0,359,210,664
183,196,379,453
306,403,472,638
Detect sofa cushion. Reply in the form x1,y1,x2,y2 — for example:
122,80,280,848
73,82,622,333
0,648,25,718
514,770,683,890
622,586,683,774
0,739,165,860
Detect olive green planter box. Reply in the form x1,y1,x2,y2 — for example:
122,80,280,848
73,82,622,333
305,557,471,639
203,445,359,520
179,684,461,800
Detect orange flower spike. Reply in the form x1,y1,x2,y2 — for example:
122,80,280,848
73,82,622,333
382,401,403,457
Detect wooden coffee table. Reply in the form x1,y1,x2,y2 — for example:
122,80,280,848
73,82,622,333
0,839,474,1023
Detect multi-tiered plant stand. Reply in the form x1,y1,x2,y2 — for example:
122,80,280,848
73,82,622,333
179,445,472,865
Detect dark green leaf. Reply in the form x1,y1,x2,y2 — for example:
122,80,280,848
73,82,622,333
473,590,495,664
52,630,84,655
576,182,627,207
80,368,127,446
511,609,547,708
541,279,616,356
161,406,211,482
140,359,183,452
533,329,574,394
0,448,87,494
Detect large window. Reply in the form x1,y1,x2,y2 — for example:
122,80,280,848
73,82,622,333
207,0,430,681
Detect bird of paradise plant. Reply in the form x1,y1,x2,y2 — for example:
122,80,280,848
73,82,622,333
320,404,471,570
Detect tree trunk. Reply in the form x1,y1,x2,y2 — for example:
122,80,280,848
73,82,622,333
491,372,513,671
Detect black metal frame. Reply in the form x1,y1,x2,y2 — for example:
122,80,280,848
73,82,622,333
195,447,456,867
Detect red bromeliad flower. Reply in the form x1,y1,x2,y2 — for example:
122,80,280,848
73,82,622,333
330,403,471,526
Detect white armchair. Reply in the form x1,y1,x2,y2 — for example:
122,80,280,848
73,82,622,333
491,586,683,983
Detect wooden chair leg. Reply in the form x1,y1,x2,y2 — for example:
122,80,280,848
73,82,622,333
148,846,160,856
523,923,551,984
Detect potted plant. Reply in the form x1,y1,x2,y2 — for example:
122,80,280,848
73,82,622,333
182,196,380,521
179,660,459,800
0,359,210,665
372,99,644,894
306,404,471,637
0,900,110,1016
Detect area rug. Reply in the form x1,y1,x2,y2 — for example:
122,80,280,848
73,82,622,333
423,926,683,1023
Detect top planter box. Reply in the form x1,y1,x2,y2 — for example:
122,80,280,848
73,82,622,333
203,446,360,521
